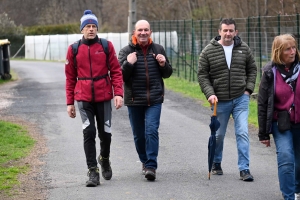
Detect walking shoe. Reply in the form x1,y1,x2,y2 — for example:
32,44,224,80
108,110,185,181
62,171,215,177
145,168,156,181
240,169,254,181
212,163,223,175
86,167,100,187
142,163,146,175
295,193,300,200
98,155,112,180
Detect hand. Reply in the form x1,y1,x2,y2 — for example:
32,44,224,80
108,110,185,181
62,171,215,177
127,52,137,64
208,95,218,105
260,140,271,147
114,96,123,110
244,91,250,95
154,54,166,67
67,105,76,118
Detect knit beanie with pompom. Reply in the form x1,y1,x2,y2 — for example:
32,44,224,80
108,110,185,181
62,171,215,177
80,10,98,31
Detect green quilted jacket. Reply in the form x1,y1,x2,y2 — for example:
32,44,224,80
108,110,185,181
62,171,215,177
197,36,257,101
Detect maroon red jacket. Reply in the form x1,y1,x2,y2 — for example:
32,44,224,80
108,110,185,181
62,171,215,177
65,36,123,105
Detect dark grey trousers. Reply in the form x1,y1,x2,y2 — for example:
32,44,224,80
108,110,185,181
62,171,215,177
77,101,112,169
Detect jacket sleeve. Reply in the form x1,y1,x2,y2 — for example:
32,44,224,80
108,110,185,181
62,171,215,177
245,46,257,94
118,46,135,82
107,41,124,97
257,70,271,141
197,50,215,100
65,45,77,105
157,45,173,78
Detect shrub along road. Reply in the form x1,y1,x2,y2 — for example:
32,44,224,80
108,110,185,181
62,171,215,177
0,60,281,200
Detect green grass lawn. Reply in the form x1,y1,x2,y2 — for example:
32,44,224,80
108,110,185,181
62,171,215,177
0,120,35,195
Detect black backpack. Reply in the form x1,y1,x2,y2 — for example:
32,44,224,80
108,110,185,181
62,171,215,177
71,38,110,70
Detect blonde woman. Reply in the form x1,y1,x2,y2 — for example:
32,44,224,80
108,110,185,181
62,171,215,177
258,34,300,200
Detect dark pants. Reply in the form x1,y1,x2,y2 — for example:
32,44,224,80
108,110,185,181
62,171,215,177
77,101,112,169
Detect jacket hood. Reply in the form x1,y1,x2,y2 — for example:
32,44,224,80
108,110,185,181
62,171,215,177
262,61,273,71
212,35,242,47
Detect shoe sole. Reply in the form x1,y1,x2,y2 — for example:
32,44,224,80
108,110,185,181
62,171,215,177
86,181,100,187
240,175,254,181
212,171,223,175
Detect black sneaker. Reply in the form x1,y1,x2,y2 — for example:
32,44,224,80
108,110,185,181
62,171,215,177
98,155,112,180
240,169,254,181
145,168,156,181
86,167,100,187
212,163,223,175
142,163,146,175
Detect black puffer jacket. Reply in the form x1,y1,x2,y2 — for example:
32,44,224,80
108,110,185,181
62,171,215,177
257,61,274,141
258,59,300,140
118,41,173,106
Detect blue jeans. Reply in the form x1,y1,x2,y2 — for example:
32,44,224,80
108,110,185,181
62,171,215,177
127,104,162,169
272,122,300,200
213,94,250,171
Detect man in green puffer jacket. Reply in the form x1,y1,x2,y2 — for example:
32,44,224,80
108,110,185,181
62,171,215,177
198,18,257,182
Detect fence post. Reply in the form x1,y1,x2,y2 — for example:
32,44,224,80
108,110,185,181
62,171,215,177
169,21,172,62
191,19,194,82
184,20,187,79
164,20,167,52
200,20,203,53
210,19,213,39
177,20,180,77
159,20,161,44
247,17,250,46
258,15,262,80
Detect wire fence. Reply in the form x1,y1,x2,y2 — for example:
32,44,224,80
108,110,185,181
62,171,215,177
150,14,300,85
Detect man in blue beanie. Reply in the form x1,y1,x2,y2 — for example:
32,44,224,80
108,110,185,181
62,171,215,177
65,9,123,187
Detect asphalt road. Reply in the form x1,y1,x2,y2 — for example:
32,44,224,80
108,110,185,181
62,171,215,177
0,60,282,200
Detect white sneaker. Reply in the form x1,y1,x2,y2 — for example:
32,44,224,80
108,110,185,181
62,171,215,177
295,193,300,200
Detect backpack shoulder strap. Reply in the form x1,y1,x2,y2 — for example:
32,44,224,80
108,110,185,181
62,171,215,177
71,38,110,70
99,38,110,70
71,39,81,69
151,43,158,57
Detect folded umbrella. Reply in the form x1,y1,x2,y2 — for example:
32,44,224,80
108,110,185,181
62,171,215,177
208,101,220,180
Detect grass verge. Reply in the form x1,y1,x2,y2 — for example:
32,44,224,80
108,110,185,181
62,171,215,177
0,120,35,195
0,69,36,196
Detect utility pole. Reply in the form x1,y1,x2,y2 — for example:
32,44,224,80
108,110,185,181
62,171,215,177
128,0,136,41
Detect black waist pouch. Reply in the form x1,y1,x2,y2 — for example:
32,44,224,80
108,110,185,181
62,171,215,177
277,110,290,133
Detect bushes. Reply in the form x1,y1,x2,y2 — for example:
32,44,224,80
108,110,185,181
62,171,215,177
25,23,80,35
1,11,80,58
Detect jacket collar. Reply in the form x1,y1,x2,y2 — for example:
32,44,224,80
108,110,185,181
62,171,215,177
213,35,242,47
131,35,153,47
81,35,98,45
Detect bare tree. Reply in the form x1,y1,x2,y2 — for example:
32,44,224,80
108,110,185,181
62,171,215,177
0,0,298,32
